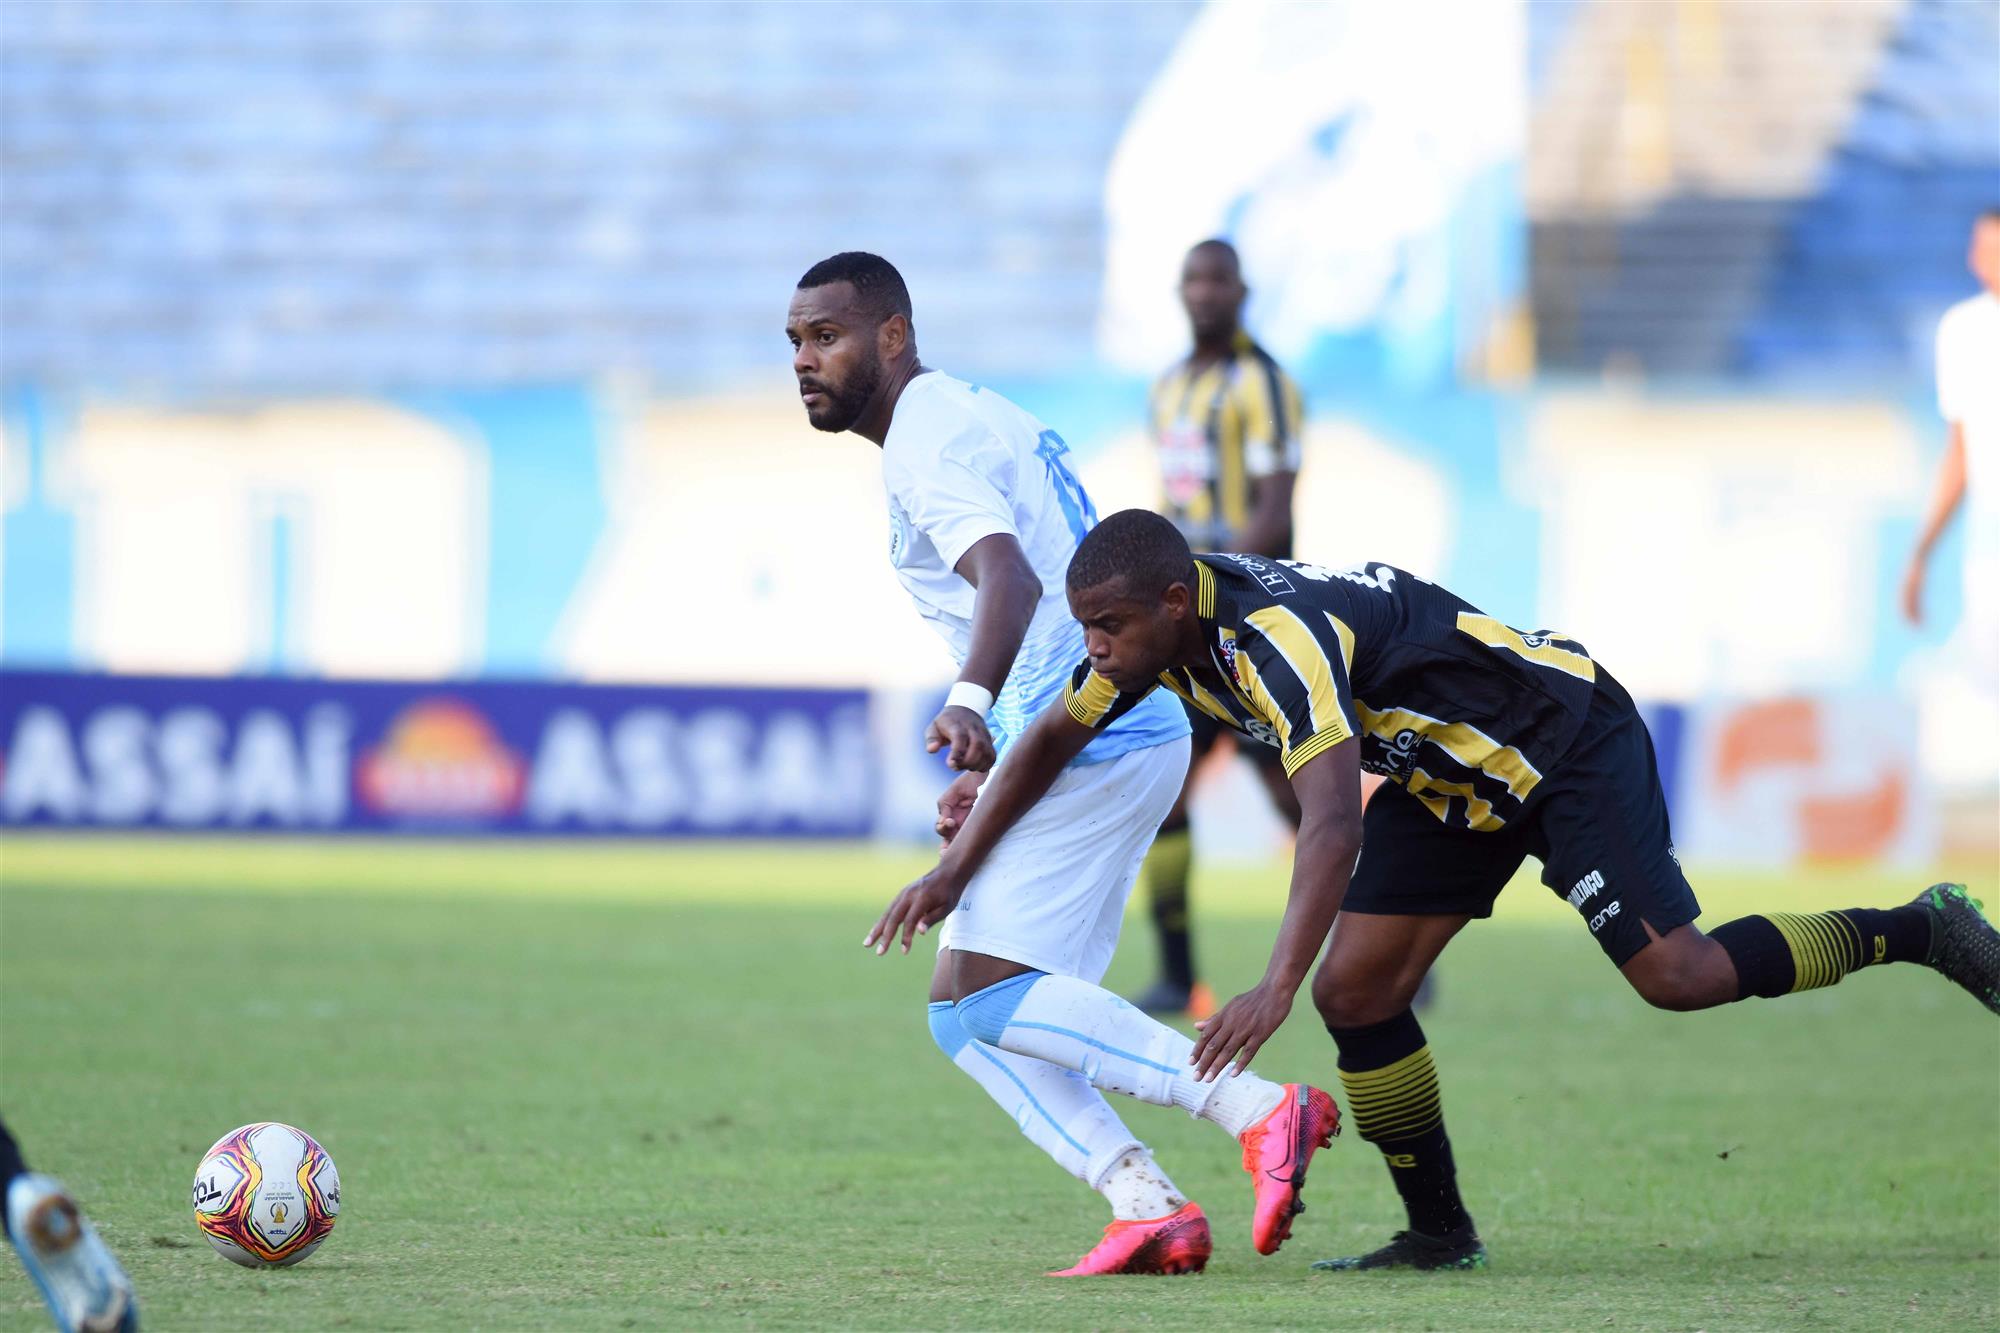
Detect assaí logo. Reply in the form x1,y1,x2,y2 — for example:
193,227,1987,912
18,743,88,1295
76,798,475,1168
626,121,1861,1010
357,699,525,820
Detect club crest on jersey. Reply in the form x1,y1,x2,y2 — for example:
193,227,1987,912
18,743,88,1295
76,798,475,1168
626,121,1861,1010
1220,553,1295,595
887,501,912,567
1216,633,1241,681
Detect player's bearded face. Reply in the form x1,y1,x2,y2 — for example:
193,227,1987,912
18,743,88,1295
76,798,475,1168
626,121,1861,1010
802,342,882,433
804,342,884,430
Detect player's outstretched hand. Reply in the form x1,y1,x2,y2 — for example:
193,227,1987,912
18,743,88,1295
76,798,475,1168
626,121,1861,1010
926,705,996,772
864,867,966,956
1189,980,1294,1081
935,770,985,848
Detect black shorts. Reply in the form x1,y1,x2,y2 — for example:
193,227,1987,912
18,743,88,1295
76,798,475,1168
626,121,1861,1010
1341,670,1700,966
1185,699,1288,777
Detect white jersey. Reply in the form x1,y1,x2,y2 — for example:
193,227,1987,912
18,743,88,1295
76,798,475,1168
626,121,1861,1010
1935,291,2000,681
1938,292,2000,536
880,371,1186,761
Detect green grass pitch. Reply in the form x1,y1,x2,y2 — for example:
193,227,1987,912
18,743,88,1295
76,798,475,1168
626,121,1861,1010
1,837,1995,1330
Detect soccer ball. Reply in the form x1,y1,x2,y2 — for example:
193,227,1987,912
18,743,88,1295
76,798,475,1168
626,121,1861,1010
191,1122,341,1267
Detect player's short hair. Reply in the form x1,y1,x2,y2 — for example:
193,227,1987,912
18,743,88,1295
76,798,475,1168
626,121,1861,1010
1981,206,2000,224
1186,237,1242,276
1067,510,1195,599
796,252,914,325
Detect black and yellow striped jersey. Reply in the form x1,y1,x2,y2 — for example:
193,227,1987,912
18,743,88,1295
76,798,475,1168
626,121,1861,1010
1150,330,1305,553
1063,554,1599,832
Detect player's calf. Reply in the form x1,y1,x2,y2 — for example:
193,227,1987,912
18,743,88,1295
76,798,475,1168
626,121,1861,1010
1617,924,1740,1011
1703,890,1984,1007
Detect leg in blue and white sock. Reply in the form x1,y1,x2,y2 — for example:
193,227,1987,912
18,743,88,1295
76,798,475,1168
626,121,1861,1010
927,1003,1184,1220
955,971,1286,1137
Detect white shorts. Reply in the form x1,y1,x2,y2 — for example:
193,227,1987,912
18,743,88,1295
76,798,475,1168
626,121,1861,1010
937,737,1190,983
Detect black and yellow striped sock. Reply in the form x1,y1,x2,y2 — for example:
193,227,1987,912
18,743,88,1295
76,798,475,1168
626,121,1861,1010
1709,905,1932,999
1143,821,1196,990
1329,1009,1471,1237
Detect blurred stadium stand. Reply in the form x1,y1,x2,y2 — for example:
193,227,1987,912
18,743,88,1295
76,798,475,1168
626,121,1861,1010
1529,0,1998,380
0,0,1992,854
6,0,1988,391
0,0,1198,392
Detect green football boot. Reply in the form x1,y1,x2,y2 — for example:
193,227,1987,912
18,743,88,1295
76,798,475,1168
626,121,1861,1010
1310,1223,1487,1273
1916,883,2000,1014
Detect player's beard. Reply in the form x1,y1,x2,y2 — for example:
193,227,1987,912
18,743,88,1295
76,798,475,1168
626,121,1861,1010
804,352,882,433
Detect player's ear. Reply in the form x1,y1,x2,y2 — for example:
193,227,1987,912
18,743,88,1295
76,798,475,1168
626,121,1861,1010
1163,580,1190,618
880,313,910,359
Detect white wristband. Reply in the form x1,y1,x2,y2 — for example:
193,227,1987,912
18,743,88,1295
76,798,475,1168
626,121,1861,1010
945,681,995,716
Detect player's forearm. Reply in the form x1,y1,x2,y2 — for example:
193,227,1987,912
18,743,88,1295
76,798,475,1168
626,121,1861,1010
1260,812,1358,992
1911,429,1968,562
1233,513,1293,559
958,565,1041,694
936,710,1089,886
1233,473,1295,557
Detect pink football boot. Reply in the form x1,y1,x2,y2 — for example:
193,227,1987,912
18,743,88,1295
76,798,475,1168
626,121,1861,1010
1240,1083,1340,1255
1047,1201,1212,1276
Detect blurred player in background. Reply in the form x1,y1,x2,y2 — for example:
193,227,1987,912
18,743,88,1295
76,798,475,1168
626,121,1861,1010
789,253,1338,1276
1,1117,137,1332
1902,209,2000,717
1135,239,1306,1020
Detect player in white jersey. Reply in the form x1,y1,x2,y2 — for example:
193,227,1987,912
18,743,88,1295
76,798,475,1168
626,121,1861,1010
787,253,1339,1275
1904,209,2000,749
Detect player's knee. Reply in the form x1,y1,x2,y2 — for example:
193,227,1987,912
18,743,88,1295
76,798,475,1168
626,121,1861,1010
1624,934,1734,1012
927,1001,973,1060
1311,968,1407,1029
1631,972,1710,1011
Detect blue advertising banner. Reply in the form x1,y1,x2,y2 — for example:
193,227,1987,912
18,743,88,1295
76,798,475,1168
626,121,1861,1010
0,671,875,838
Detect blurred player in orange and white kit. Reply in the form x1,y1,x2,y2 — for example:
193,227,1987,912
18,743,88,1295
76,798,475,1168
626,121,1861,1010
1903,209,2000,786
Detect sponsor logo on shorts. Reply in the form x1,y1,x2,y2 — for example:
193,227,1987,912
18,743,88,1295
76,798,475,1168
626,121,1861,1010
1567,869,1605,908
1588,901,1621,933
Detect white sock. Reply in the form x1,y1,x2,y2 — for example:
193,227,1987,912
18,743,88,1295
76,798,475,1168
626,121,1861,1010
1095,1147,1186,1221
959,973,1287,1138
929,1001,1143,1188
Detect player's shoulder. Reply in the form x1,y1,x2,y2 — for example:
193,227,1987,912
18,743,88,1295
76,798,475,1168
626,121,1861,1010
888,370,976,430
885,373,1007,457
1232,334,1297,382
1938,292,2000,344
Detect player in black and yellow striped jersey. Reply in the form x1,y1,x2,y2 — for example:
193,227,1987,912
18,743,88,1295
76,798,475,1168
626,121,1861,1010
880,510,2000,1274
1135,238,1309,1020
1151,240,1304,559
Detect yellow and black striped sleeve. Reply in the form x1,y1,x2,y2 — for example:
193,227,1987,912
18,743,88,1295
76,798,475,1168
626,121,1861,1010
1453,613,1596,684
1235,605,1359,776
1062,660,1159,731
1233,350,1305,479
